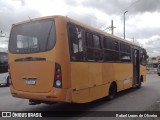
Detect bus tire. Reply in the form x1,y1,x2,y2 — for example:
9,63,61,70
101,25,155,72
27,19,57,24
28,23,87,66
136,76,142,89
108,83,117,100
136,81,141,89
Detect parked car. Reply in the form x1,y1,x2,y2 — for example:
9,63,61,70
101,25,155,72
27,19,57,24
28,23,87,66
0,52,9,86
157,64,160,76
0,72,9,86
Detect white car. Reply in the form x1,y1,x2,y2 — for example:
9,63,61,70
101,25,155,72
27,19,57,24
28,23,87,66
0,72,9,86
0,52,9,86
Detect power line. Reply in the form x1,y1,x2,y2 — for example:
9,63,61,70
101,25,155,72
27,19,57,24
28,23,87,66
124,0,142,12
114,0,142,20
101,0,142,30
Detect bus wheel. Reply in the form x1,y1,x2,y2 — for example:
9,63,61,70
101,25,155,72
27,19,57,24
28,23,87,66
136,76,142,89
108,83,116,100
136,82,141,88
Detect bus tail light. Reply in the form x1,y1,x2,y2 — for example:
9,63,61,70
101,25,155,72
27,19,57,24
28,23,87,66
53,63,62,88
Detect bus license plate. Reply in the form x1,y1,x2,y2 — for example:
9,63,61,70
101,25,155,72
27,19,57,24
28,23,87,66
25,80,36,85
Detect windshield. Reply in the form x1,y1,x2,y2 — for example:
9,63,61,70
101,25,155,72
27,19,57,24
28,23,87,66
9,19,56,54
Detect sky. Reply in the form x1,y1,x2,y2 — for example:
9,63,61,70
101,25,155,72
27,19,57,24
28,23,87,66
0,0,160,57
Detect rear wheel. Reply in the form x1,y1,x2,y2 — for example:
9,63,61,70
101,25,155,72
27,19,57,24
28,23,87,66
136,81,141,88
158,74,160,76
136,76,142,89
108,83,116,100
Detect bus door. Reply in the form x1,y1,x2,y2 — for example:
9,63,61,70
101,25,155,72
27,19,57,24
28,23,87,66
132,49,140,86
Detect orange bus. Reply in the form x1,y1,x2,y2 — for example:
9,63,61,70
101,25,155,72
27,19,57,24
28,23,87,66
8,15,147,105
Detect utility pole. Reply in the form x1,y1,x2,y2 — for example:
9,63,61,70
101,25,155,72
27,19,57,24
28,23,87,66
111,20,116,35
111,20,114,35
103,20,115,34
124,11,128,40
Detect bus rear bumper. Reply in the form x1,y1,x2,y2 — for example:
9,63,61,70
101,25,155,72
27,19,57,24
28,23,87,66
10,85,72,103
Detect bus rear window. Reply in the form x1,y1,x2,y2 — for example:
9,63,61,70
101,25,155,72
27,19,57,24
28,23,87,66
17,35,38,49
9,19,56,54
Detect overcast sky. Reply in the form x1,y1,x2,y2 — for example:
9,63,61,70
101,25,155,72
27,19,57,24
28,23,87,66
0,0,160,57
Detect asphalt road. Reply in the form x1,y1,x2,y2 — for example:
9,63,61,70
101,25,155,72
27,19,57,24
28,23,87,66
0,74,160,120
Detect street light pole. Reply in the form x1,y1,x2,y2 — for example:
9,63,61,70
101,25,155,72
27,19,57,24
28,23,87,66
124,11,128,40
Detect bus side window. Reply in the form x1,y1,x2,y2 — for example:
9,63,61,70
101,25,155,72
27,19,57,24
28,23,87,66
86,33,102,61
103,37,120,62
86,32,94,60
120,43,131,62
140,49,148,66
93,34,103,61
86,33,93,48
68,24,84,61
93,35,100,48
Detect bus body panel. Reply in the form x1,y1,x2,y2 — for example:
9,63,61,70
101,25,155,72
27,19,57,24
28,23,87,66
53,17,71,89
9,16,71,102
72,83,109,103
71,62,133,103
102,63,133,91
10,85,72,102
140,65,146,82
10,61,54,93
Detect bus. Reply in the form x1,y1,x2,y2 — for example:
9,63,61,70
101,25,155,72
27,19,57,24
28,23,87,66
8,15,147,105
0,52,9,86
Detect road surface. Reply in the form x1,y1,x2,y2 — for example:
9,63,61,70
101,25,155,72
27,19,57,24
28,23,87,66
0,74,160,120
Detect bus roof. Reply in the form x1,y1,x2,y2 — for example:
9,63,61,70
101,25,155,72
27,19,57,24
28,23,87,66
12,15,141,48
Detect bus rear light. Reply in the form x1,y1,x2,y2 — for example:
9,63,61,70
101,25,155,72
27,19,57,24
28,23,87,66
56,68,61,73
55,80,61,87
56,74,61,79
53,63,62,88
